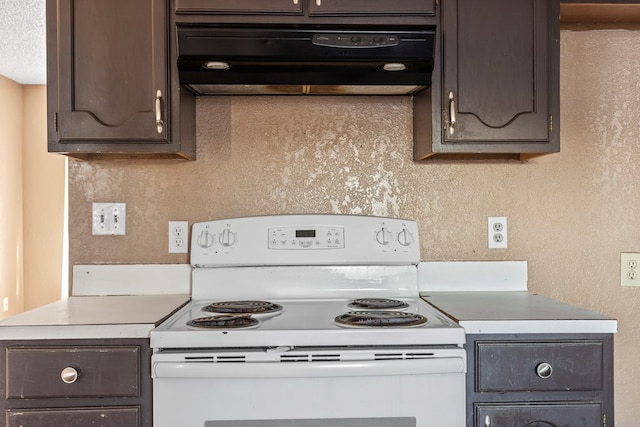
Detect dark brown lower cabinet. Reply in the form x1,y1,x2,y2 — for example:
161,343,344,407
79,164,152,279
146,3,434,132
466,334,614,427
0,338,152,427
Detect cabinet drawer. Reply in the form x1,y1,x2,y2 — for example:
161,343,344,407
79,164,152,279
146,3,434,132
7,407,140,427
6,346,140,399
476,341,603,392
476,403,602,427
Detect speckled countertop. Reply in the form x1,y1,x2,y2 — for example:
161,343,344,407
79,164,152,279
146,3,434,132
418,261,617,335
0,264,192,340
421,292,617,334
0,295,190,340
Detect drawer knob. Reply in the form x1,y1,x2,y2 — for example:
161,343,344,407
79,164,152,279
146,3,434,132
536,362,553,379
61,367,79,384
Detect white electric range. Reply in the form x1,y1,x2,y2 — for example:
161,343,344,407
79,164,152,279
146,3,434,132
151,214,466,427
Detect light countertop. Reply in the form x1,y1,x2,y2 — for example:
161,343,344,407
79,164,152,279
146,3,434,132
421,291,617,334
0,294,190,340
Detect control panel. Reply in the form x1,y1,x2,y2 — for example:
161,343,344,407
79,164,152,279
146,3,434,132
268,226,344,250
190,215,420,267
312,33,399,48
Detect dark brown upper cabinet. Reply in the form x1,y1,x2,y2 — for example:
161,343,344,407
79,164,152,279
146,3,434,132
175,0,435,16
414,0,560,160
47,0,195,160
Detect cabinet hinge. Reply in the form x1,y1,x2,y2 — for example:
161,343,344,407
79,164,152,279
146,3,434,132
603,413,607,427
549,115,553,134
435,0,440,7
54,112,58,132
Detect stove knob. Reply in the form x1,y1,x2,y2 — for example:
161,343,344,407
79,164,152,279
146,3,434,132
197,230,214,248
375,227,392,245
397,228,414,246
219,228,236,247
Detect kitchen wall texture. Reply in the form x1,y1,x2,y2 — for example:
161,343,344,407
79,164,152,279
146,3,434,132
67,29,640,425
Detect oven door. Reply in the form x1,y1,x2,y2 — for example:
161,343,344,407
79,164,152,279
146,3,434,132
152,348,466,427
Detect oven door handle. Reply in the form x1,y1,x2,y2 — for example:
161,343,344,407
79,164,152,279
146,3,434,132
153,357,465,379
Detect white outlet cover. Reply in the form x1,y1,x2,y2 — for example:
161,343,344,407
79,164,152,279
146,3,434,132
92,203,126,235
169,220,189,254
621,252,640,287
488,217,508,249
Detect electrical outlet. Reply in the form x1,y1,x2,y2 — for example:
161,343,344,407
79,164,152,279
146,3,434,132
169,221,189,254
621,253,640,287
488,217,508,249
2,297,8,312
92,203,126,235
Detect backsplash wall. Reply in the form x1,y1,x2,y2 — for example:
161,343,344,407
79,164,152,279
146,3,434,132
68,30,640,425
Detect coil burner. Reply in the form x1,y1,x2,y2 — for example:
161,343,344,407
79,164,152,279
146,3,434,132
347,298,409,310
187,315,259,329
335,311,428,328
202,300,283,316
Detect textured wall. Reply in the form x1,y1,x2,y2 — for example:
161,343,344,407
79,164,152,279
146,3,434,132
68,29,640,424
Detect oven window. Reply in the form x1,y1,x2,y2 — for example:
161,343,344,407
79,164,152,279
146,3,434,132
205,418,416,427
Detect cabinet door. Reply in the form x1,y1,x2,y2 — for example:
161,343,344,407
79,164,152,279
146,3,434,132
308,0,435,15
442,0,557,145
476,403,602,427
50,0,168,144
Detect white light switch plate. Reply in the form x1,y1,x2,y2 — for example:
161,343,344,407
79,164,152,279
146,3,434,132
92,203,126,235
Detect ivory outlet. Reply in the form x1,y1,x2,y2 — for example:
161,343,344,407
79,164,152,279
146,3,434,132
169,221,189,254
488,217,508,249
621,253,640,287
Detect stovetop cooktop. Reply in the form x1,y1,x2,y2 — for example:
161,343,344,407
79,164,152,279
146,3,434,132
151,297,464,349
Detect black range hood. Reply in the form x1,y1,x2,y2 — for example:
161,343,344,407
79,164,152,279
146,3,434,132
176,26,436,96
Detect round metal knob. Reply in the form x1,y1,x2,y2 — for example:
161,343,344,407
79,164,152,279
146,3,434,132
536,362,553,379
61,367,79,384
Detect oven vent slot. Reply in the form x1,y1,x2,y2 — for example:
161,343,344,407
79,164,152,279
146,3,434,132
279,354,341,362
184,355,247,363
375,352,436,360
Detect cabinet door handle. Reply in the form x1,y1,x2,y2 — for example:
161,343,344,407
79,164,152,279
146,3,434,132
536,362,553,378
60,366,79,384
448,91,456,135
293,0,298,4
484,415,490,426
316,0,321,6
155,90,164,134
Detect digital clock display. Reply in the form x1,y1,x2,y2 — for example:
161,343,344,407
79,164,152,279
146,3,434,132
296,229,316,238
